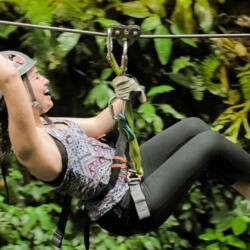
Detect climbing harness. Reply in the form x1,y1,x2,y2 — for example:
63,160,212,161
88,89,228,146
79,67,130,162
106,25,150,219
52,25,150,250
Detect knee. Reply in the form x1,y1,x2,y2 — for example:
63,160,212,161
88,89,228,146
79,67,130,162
182,117,210,134
197,131,223,153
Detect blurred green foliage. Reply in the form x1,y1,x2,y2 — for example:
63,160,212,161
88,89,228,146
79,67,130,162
0,0,249,249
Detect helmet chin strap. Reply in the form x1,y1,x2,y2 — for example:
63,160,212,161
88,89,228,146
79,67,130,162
22,76,52,125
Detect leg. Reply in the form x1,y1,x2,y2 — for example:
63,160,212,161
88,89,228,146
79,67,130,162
140,117,211,177
129,130,250,233
97,117,211,235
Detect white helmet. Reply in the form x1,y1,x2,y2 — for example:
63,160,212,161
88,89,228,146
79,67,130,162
0,50,36,76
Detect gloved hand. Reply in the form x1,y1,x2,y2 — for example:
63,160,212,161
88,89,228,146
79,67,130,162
112,75,146,103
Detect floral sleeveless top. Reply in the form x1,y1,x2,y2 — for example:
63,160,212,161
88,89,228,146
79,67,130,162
43,119,129,221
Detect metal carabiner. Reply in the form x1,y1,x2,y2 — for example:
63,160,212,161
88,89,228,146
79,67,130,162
106,27,124,76
106,25,140,76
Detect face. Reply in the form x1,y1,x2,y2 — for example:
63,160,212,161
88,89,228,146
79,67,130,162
26,67,53,113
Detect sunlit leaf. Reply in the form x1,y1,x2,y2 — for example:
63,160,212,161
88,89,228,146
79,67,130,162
121,1,150,18
147,85,174,97
153,115,163,133
96,18,121,28
57,32,81,56
172,56,194,73
224,235,247,249
194,0,214,32
84,84,113,108
141,15,161,32
142,0,166,16
231,217,248,235
154,25,172,65
158,104,186,119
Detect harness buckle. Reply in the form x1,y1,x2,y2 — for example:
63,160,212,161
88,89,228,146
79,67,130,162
127,169,142,183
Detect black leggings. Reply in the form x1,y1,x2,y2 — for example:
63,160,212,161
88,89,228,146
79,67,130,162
97,117,250,235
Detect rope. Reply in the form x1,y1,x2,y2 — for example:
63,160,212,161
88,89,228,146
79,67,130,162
0,20,249,39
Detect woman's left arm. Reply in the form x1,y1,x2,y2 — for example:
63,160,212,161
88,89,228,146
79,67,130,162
56,98,125,138
54,75,145,138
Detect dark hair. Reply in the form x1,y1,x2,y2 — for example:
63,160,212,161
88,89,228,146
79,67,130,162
0,99,10,159
0,98,11,201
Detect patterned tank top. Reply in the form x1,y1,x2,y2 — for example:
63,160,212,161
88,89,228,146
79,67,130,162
43,119,129,221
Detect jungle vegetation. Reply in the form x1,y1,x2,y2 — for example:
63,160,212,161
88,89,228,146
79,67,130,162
0,0,249,249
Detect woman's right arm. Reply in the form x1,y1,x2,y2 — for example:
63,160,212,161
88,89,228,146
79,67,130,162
0,58,39,158
0,55,62,181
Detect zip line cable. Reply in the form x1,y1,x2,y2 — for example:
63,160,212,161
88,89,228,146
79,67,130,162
0,20,249,39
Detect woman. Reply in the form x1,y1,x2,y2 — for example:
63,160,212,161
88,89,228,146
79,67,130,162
0,51,250,246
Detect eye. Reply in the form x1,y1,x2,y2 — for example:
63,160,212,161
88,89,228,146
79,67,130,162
35,73,41,80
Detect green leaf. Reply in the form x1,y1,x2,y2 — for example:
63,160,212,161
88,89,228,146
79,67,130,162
0,25,17,39
100,68,113,80
206,243,221,250
147,85,174,97
96,18,121,28
158,104,186,119
57,32,80,56
224,235,247,249
231,217,248,235
154,25,173,65
142,0,166,16
121,1,151,18
25,0,53,24
172,56,193,73
194,0,214,32
23,210,38,235
84,84,113,108
170,23,197,47
153,115,163,133
138,103,156,122
198,229,223,241
141,15,161,32
167,72,191,88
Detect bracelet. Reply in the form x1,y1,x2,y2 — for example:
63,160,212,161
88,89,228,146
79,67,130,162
109,96,118,120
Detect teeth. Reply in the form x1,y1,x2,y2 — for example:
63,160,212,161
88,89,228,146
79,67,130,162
44,89,50,95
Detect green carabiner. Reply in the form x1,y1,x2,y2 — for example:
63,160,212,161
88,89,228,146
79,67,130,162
118,112,136,141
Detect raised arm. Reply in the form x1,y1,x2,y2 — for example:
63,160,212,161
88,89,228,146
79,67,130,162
60,75,146,138
61,98,125,138
0,54,62,181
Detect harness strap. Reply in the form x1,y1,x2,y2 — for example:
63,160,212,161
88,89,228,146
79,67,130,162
23,76,52,125
80,209,91,250
52,195,72,248
116,102,150,221
124,100,144,176
128,170,150,220
52,135,125,249
116,110,151,220
1,163,9,203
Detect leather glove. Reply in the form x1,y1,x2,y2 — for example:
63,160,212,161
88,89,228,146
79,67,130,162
112,75,146,103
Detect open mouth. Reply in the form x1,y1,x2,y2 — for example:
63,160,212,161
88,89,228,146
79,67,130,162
43,89,50,96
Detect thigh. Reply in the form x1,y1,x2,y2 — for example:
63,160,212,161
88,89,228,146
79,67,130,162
140,117,210,177
140,130,250,223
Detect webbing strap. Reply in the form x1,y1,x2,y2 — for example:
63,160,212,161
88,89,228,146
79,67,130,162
52,195,72,248
129,181,150,219
52,135,124,249
1,164,9,203
124,101,143,176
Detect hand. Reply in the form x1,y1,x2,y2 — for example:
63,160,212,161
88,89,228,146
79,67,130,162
0,54,20,98
0,54,19,84
112,75,146,103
